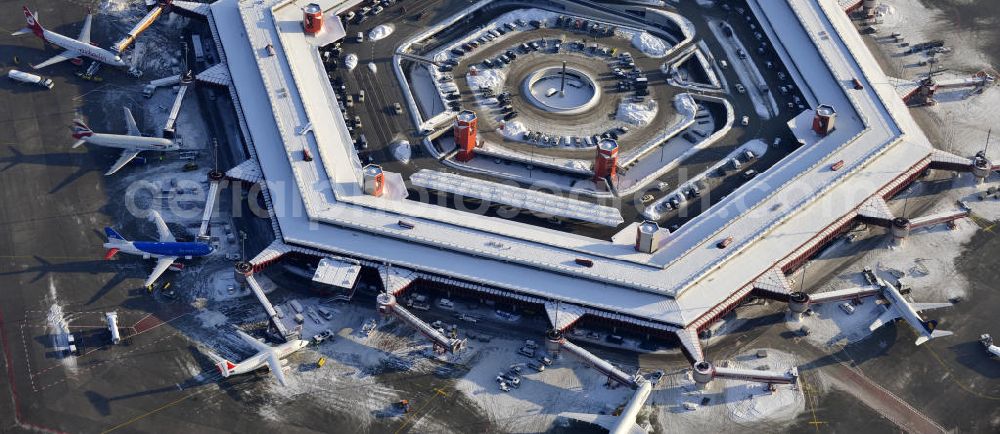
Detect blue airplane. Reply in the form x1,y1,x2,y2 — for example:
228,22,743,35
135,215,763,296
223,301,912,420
103,210,213,287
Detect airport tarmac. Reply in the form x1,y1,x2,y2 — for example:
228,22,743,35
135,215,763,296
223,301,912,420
1,1,998,433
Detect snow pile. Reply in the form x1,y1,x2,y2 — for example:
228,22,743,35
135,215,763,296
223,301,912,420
466,68,506,93
616,28,670,58
499,120,527,139
344,53,358,71
617,100,658,126
196,309,228,328
391,140,412,163
674,93,698,117
368,24,394,41
45,277,77,370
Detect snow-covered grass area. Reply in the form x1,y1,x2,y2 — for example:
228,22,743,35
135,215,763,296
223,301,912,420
476,140,592,175
650,348,803,432
614,27,671,58
616,99,659,126
368,24,394,42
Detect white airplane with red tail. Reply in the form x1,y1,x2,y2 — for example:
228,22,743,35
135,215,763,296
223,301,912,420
12,6,128,70
209,330,309,387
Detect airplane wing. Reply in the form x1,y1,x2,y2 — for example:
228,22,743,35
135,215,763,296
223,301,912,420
235,330,272,353
868,307,901,332
33,50,79,70
911,302,952,312
78,12,93,44
123,107,140,136
149,210,175,242
265,352,288,386
105,149,140,175
144,256,177,287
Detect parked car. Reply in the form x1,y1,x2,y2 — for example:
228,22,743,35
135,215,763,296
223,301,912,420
839,302,856,315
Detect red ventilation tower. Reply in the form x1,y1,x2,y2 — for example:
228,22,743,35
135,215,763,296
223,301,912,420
303,3,323,35
454,110,478,162
812,104,837,136
363,164,384,197
594,139,619,182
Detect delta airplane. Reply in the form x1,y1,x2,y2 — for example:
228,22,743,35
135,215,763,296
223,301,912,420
209,330,309,387
72,107,179,175
104,210,213,287
13,6,129,70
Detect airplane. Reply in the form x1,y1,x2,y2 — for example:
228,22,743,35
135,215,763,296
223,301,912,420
866,271,953,346
807,267,953,346
103,210,213,287
209,330,309,387
72,107,180,175
12,6,129,70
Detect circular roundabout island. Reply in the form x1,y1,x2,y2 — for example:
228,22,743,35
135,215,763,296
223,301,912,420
521,65,601,115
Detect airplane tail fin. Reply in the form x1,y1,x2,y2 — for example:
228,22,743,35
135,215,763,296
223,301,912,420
71,121,93,141
215,359,237,378
104,227,127,242
915,320,953,345
15,7,44,38
920,329,954,344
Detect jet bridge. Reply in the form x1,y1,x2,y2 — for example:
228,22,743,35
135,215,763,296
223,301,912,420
555,336,643,389
376,293,465,354
242,270,294,340
691,360,798,387
162,71,194,139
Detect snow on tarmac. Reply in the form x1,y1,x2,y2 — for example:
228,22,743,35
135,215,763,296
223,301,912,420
651,349,803,432
453,340,633,433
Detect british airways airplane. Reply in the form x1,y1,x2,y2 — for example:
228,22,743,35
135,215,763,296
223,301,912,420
104,210,214,287
73,107,180,175
12,6,129,70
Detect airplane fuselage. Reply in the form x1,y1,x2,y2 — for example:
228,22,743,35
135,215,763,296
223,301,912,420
83,133,177,151
105,239,213,259
878,281,940,343
40,28,127,68
226,340,309,376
